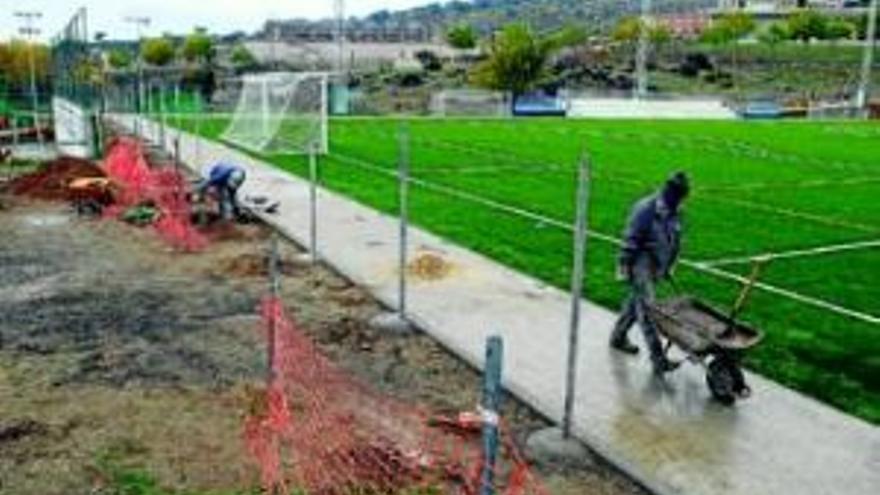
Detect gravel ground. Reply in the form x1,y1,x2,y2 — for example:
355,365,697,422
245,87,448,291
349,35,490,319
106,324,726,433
0,187,647,495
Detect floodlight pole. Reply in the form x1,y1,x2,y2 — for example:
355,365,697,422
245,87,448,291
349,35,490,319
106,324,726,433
857,0,878,112
635,0,653,100
124,16,150,129
334,0,347,76
562,153,591,440
15,11,44,147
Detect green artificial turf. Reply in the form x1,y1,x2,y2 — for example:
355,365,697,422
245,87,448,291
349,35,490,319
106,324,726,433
172,115,880,424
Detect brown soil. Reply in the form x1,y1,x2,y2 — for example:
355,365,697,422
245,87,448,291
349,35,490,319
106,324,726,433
10,157,105,200
408,250,454,281
0,194,647,495
212,253,306,278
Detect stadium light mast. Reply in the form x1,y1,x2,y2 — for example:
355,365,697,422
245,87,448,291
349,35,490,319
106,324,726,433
334,0,347,77
856,0,878,112
14,11,44,146
124,16,151,116
635,0,653,100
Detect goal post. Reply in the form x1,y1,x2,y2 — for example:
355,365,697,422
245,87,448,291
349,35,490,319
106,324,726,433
221,72,329,155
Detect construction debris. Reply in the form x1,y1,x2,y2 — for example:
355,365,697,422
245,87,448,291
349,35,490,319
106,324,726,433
10,157,105,200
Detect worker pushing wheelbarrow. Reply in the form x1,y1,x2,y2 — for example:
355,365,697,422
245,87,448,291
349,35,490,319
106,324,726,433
609,171,764,404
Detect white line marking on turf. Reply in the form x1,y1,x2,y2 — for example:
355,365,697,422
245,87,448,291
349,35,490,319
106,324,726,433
332,151,880,326
697,240,880,267
706,195,879,234
682,261,880,326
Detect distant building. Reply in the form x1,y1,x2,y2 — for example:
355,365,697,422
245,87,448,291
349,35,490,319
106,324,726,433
658,13,712,38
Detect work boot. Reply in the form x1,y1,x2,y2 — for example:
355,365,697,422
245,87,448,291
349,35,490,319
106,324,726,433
653,358,681,377
610,338,640,356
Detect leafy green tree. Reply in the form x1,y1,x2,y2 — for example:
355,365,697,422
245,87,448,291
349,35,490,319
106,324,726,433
612,16,642,43
471,23,581,101
230,44,257,68
141,37,176,66
650,23,672,46
182,28,214,63
446,23,477,50
825,19,855,42
786,10,829,43
702,11,756,46
0,40,50,85
107,49,132,69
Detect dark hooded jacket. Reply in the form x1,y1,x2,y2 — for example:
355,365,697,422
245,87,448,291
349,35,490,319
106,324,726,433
619,174,689,278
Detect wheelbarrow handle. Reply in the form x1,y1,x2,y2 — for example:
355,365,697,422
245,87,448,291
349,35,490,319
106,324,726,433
730,257,771,321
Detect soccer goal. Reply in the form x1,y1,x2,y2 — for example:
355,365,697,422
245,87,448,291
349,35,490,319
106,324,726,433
221,72,329,155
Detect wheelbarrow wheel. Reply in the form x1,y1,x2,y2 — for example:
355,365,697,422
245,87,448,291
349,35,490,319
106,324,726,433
707,357,739,406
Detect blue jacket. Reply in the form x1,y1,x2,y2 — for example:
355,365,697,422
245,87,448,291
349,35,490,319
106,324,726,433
619,194,683,278
206,163,243,188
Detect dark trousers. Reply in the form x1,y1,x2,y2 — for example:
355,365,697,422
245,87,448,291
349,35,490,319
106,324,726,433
218,185,241,220
611,264,666,366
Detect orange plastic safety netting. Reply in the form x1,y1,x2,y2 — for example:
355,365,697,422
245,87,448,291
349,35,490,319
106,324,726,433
102,137,206,251
245,296,549,495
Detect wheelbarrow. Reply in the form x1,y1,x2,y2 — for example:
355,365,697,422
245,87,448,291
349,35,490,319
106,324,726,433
646,260,767,405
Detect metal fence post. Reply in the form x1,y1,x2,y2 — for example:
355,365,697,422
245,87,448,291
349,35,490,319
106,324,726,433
12,114,19,149
267,235,281,385
157,83,164,146
309,142,319,263
481,335,504,495
397,124,410,317
173,137,181,174
562,153,591,439
195,112,202,166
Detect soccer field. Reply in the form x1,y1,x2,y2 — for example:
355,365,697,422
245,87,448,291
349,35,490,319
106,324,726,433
173,116,880,423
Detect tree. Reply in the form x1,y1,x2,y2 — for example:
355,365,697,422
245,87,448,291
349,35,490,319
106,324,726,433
446,23,477,50
650,23,672,46
825,19,855,43
471,23,581,101
612,16,642,44
107,49,132,69
230,44,257,69
141,37,175,66
415,50,442,71
786,10,829,43
702,11,756,46
182,28,214,64
0,40,50,86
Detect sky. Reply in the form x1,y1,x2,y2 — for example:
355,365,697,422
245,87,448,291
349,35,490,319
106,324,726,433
0,0,434,42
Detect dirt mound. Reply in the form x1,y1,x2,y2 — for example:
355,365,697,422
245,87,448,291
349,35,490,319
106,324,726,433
408,251,453,281
10,157,105,200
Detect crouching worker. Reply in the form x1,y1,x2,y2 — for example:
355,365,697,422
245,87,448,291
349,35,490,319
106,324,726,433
610,171,690,377
196,162,246,221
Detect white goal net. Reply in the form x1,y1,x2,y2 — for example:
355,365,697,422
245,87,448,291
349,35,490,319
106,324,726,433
221,72,328,155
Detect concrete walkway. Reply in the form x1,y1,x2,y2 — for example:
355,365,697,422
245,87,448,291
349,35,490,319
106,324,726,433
117,116,878,495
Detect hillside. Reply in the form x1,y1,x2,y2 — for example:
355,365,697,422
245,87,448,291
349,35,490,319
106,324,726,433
263,0,718,40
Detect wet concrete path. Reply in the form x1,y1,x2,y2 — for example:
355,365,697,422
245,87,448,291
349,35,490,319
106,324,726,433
116,116,879,495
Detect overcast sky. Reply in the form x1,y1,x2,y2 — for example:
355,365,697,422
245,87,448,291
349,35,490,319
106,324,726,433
0,0,434,42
